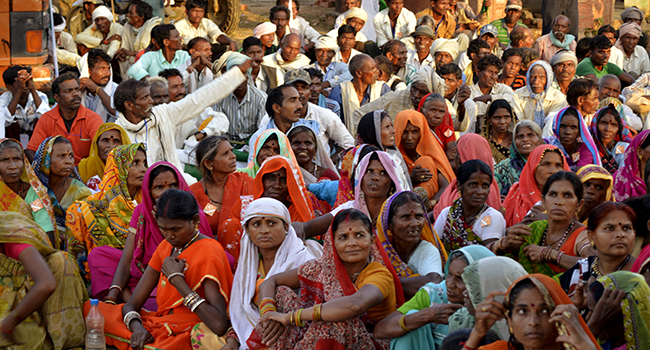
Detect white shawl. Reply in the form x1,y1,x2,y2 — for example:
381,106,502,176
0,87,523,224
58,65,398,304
118,17,162,79
340,80,384,134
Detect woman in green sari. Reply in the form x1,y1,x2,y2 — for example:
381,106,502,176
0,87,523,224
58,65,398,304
0,211,87,349
238,129,299,178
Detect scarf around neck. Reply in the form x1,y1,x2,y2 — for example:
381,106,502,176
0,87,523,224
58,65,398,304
550,32,576,50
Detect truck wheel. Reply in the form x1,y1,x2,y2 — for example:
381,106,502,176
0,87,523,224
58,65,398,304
207,0,240,36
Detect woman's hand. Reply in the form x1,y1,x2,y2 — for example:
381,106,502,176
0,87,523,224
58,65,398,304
464,290,476,317
160,257,186,279
410,165,432,185
587,287,625,338
522,244,544,264
259,312,286,346
472,290,507,339
222,337,239,350
422,303,463,324
129,323,154,350
570,279,589,310
550,304,598,350
522,205,547,225
503,224,530,251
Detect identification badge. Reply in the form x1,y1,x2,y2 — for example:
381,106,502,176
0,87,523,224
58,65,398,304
444,129,454,138
30,199,43,212
616,144,626,155
480,215,492,227
204,202,218,216
571,152,580,163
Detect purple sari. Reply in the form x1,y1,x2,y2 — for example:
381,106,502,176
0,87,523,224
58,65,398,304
613,130,650,201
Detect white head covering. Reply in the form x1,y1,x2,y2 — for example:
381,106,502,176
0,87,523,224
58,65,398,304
92,6,113,22
550,50,578,67
345,7,368,22
254,22,276,39
54,17,66,33
230,198,319,347
314,35,339,52
430,38,459,61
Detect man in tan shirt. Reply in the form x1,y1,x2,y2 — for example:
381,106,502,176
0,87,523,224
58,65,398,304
415,0,456,40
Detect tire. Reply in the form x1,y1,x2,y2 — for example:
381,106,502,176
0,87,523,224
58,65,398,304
207,0,240,36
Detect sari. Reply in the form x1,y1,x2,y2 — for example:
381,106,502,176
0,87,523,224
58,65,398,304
335,144,370,207
66,143,145,279
394,110,455,199
375,191,448,278
33,136,92,233
478,274,599,350
231,198,319,347
448,256,527,340
494,121,544,197
0,138,58,248
545,106,601,171
613,129,650,202
77,122,131,187
590,105,632,174
238,129,299,178
0,212,87,349
433,133,503,219
90,237,233,350
416,94,456,151
632,245,650,274
391,246,495,350
248,210,405,350
436,198,506,251
518,220,587,276
502,145,570,227
288,124,339,184
598,271,650,350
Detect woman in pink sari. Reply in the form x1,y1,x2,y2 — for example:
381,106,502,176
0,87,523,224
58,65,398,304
613,129,650,201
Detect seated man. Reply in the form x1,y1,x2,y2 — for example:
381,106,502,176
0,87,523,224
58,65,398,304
575,35,635,86
269,5,301,47
431,38,459,70
261,33,311,91
243,36,269,92
608,22,650,80
277,0,320,51
329,54,391,133
332,25,361,64
598,24,617,46
305,67,342,118
375,55,407,91
414,62,465,125
26,73,104,164
335,0,360,28
68,0,102,39
406,26,435,71
489,0,527,48
308,36,353,90
512,61,568,126
174,0,236,50
415,0,455,40
53,13,80,67
373,0,416,47
620,6,649,50
253,21,278,55
457,24,500,74
116,0,162,80
146,76,170,105
497,48,526,89
0,66,50,140
352,75,430,121
509,25,534,49
330,8,368,43
576,37,592,63
185,37,214,93
127,24,190,80
622,71,650,129
550,50,578,94
463,38,491,85
535,15,576,63
597,74,642,131
383,40,416,86
77,49,117,122
542,78,599,136
75,6,124,57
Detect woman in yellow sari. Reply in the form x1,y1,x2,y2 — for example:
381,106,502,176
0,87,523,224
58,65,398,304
66,143,147,284
78,123,131,192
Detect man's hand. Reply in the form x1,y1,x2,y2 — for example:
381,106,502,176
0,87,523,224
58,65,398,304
79,77,99,94
473,94,492,104
237,59,257,74
457,85,471,105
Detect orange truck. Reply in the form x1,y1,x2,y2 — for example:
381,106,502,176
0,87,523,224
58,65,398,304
0,0,54,91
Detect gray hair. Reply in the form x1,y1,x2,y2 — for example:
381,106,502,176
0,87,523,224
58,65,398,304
349,53,372,77
420,92,445,110
417,15,435,28
598,74,620,89
146,76,168,89
0,139,23,157
513,120,543,140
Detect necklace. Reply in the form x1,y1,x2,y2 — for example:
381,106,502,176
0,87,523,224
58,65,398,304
54,177,70,202
464,204,487,227
542,221,574,250
312,164,319,177
174,231,200,254
203,181,222,205
592,255,631,278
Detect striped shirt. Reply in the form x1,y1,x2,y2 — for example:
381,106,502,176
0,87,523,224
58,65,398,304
213,84,268,143
489,19,527,46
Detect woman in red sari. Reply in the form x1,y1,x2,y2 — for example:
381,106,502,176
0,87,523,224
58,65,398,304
251,208,405,350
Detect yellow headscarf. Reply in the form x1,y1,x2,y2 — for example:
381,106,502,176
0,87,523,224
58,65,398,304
576,164,613,202
78,123,131,185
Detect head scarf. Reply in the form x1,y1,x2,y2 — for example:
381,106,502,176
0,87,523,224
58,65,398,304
504,274,599,350
430,38,459,61
590,105,633,174
231,197,318,346
616,22,643,53
576,165,613,202
394,110,456,194
314,35,339,52
335,145,370,207
92,6,113,23
0,138,58,248
130,162,213,279
211,51,234,76
417,93,455,148
632,245,650,274
546,106,601,167
254,155,315,223
376,191,448,277
253,22,276,39
225,52,250,71
503,145,570,227
434,133,502,219
509,120,544,173
550,50,578,67
287,124,338,184
32,136,85,230
345,7,367,22
240,129,298,178
613,130,650,201
597,98,636,141
54,17,66,32
78,123,131,185
525,60,554,127
353,151,407,219
621,6,644,22
598,271,650,349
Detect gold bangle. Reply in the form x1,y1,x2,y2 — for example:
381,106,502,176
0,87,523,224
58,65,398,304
314,303,322,322
95,86,101,95
399,314,411,332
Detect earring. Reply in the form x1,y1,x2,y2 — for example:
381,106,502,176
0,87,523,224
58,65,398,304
590,241,594,247
509,326,513,334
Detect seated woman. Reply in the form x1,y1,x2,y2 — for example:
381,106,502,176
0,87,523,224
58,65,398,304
33,136,92,234
252,209,404,350
418,93,456,155
78,123,130,192
559,202,636,297
463,274,599,350
103,162,214,307
0,212,87,349
434,134,503,220
376,191,448,297
577,165,613,223
66,143,147,281
395,110,455,205
287,125,339,183
613,129,650,202
434,160,506,252
0,138,58,247
632,245,650,286
190,136,253,259
334,144,378,207
590,104,632,174
480,99,514,164
500,171,596,276
494,120,545,199
230,197,319,347
356,111,412,190
447,256,527,340
89,189,234,350
502,145,569,227
239,129,298,178
545,106,601,171
373,246,495,350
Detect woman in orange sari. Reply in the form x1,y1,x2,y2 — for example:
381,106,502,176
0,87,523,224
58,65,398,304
394,110,455,205
87,189,235,350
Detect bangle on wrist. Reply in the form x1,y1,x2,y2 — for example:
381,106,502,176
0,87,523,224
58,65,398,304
109,285,123,294
167,272,184,281
399,314,411,332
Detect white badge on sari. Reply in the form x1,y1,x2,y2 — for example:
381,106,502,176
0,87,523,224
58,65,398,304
616,144,625,155
480,215,491,227
30,199,44,212
204,202,218,216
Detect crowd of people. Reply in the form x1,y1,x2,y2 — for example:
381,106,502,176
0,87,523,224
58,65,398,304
2,0,650,349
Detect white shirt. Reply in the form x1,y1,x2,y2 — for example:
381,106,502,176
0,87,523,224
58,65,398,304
433,206,506,244
0,90,50,139
332,48,361,64
290,16,320,44
75,22,124,58
408,240,443,277
407,50,435,71
373,8,417,47
174,18,224,45
609,45,650,79
309,61,353,87
512,85,569,125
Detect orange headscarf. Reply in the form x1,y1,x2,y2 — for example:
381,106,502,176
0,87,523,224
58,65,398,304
394,110,455,195
502,145,570,227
